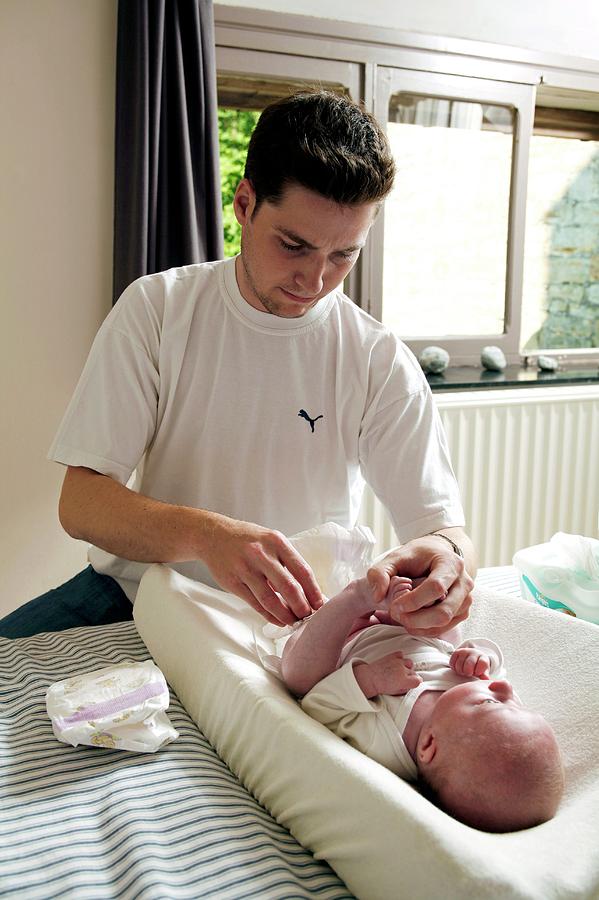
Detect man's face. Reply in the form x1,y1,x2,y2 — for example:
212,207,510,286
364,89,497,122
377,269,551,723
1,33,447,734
233,179,377,318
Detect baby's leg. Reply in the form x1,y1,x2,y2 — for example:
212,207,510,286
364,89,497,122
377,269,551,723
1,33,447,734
281,578,373,695
282,576,407,696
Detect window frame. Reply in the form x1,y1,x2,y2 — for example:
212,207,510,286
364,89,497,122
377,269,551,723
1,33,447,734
369,68,534,364
214,4,599,367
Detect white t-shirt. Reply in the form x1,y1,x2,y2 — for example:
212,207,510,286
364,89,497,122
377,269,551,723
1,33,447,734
48,257,464,600
301,628,505,779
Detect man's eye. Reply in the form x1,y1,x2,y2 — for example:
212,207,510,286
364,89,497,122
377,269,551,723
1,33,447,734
280,240,302,252
480,698,499,704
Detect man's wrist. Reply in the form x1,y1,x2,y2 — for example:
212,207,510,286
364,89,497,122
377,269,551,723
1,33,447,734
430,531,464,558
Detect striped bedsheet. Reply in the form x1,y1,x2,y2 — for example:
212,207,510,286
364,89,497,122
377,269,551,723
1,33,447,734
0,621,352,899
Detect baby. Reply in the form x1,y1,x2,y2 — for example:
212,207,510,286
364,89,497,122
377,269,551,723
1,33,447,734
280,575,564,832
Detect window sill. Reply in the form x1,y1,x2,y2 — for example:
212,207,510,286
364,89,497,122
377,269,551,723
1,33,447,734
427,364,599,393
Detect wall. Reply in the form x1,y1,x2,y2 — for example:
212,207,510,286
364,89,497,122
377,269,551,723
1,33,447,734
217,0,599,62
0,0,117,615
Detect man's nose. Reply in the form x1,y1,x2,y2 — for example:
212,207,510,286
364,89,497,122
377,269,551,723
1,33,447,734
296,257,325,294
488,680,514,701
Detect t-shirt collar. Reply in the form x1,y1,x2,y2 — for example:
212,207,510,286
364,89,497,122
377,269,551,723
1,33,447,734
221,256,335,334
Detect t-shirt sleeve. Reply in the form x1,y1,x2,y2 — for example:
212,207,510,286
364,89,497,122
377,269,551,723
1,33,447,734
47,280,161,484
358,335,465,541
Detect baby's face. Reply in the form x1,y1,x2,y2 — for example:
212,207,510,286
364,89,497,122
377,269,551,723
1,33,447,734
420,679,564,831
429,679,547,739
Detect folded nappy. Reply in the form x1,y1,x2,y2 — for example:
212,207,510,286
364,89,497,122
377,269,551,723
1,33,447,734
46,660,179,752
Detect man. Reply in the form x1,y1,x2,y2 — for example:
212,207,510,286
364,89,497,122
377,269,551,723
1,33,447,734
0,90,474,639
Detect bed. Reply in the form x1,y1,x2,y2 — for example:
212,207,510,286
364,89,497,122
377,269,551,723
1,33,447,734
1,565,598,899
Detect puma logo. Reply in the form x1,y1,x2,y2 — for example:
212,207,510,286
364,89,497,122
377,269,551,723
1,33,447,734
298,409,324,433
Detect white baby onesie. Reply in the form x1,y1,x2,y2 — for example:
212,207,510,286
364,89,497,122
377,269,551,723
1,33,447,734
301,626,504,779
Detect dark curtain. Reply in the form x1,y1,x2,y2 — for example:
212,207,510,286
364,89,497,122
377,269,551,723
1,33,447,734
113,0,223,303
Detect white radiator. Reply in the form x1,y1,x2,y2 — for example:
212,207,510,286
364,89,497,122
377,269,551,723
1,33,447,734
359,385,599,567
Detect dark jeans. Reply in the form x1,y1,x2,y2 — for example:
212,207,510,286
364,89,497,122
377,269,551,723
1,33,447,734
0,566,133,639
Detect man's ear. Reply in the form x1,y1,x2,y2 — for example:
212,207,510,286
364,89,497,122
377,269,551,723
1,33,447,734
417,727,437,766
233,178,257,227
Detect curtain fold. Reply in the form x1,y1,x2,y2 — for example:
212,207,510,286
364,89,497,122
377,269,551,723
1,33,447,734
113,0,223,304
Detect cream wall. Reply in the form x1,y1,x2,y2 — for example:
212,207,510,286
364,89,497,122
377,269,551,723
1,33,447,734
0,0,117,615
2,0,598,618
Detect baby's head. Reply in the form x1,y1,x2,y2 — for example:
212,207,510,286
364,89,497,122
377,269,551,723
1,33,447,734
416,679,564,832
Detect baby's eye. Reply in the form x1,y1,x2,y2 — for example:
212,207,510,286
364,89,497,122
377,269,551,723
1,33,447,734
480,698,500,704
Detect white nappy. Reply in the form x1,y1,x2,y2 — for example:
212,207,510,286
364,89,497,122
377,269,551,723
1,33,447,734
259,522,377,677
46,660,179,752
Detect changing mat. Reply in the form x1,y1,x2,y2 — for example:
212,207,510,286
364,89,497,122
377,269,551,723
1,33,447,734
133,563,599,900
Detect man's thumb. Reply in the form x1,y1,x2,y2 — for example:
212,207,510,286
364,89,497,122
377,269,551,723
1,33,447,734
367,566,389,602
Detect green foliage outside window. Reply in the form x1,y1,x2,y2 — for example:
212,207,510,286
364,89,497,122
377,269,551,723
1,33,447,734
218,107,260,257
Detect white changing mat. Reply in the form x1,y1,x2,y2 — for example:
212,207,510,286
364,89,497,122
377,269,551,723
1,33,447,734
133,564,599,900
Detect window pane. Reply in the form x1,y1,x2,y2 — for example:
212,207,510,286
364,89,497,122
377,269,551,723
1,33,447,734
521,107,599,352
382,93,514,338
218,107,260,257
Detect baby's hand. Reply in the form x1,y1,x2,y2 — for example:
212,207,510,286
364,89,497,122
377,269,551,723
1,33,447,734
450,647,491,679
355,651,422,698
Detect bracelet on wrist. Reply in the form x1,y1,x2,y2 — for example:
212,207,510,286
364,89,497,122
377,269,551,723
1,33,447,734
430,531,464,558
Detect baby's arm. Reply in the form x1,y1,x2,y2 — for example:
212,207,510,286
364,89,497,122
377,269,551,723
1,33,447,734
281,576,411,696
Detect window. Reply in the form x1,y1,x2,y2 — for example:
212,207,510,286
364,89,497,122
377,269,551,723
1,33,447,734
370,69,534,365
215,8,599,367
522,91,599,355
382,93,514,339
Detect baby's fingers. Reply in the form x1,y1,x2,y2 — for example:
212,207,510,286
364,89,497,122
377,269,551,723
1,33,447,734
450,648,473,676
473,655,491,679
403,672,423,689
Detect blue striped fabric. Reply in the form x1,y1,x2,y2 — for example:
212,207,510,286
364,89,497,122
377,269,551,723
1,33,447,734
0,622,353,899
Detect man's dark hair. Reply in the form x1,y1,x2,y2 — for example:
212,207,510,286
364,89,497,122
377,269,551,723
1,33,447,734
244,90,395,209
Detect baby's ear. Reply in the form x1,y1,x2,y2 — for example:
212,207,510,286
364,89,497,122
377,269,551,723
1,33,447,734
417,728,437,766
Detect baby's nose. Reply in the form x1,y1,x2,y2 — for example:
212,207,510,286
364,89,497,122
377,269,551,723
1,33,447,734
488,679,514,700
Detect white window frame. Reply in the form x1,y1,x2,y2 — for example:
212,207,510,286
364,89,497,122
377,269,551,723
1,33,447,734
370,68,534,365
214,5,599,368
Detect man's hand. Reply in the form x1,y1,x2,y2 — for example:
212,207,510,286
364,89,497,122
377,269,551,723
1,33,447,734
201,514,324,626
367,530,475,638
354,652,422,699
450,647,491,679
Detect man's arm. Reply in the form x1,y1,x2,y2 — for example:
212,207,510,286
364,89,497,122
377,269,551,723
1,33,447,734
368,527,476,638
58,466,323,626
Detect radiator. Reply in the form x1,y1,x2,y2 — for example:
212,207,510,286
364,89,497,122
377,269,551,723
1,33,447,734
359,384,599,567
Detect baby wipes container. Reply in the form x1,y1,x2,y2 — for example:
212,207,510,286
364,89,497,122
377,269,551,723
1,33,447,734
513,532,599,625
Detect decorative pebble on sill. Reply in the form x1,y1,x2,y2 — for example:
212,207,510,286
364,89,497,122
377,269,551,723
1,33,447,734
537,355,559,372
419,345,450,374
481,345,506,372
